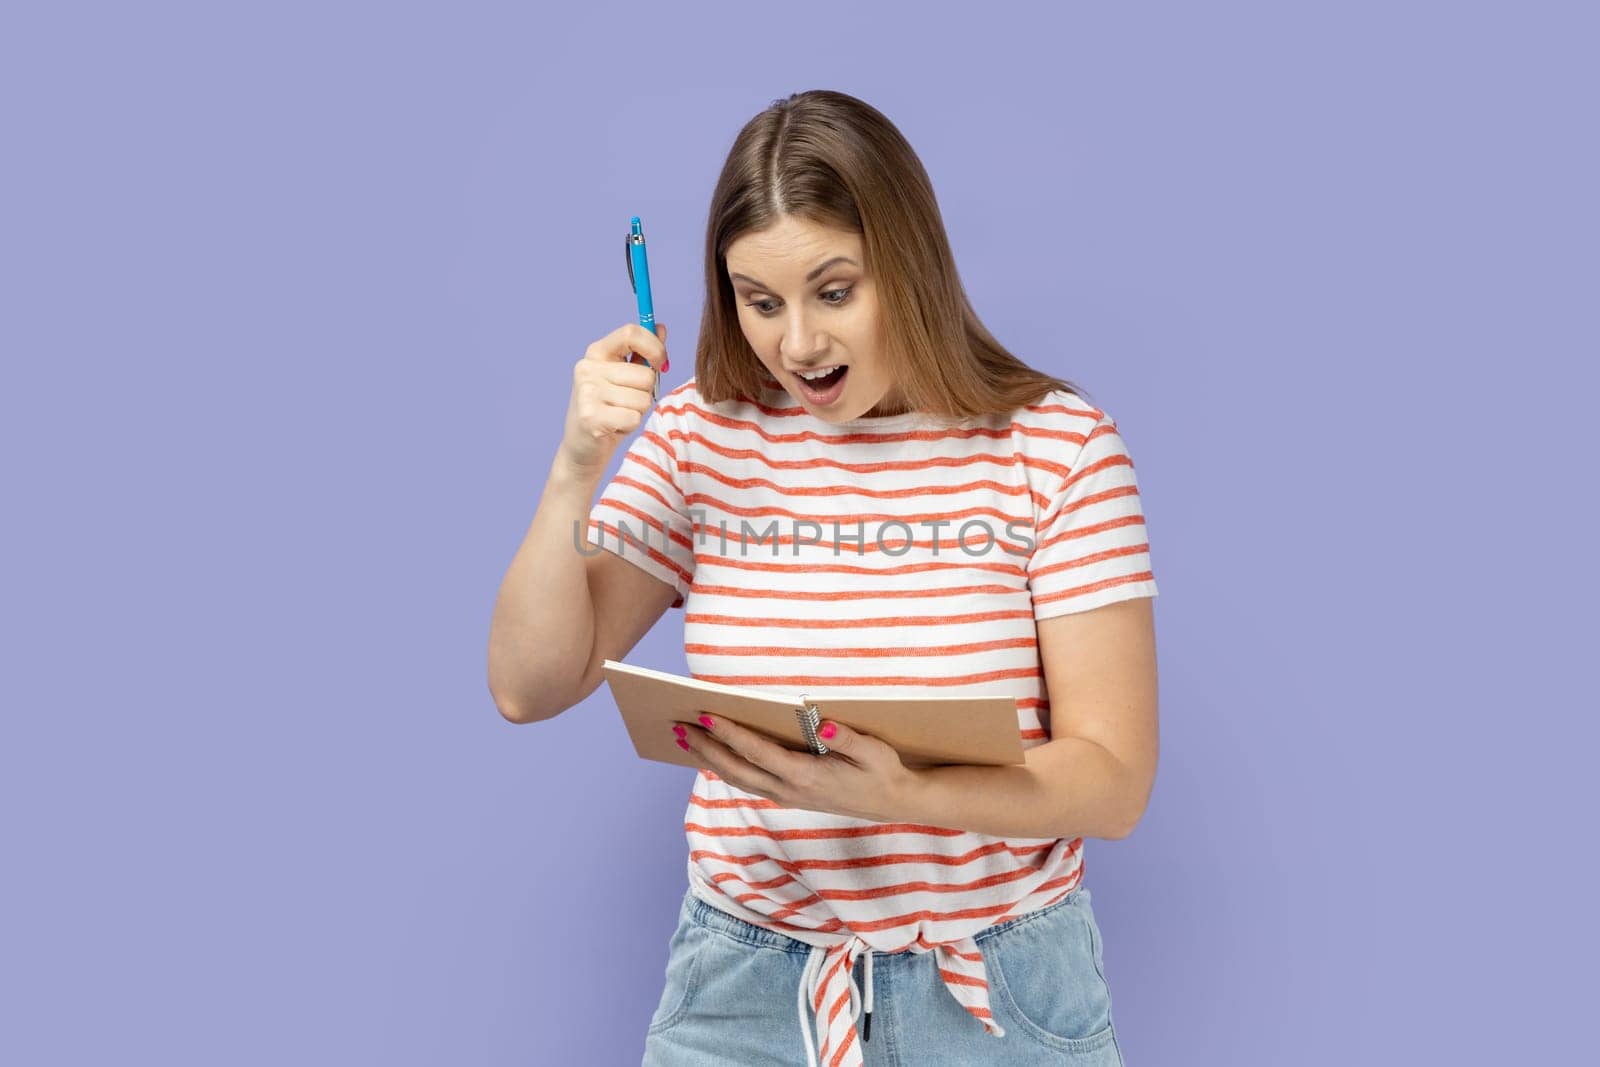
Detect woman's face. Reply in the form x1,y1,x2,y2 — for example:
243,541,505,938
726,215,909,421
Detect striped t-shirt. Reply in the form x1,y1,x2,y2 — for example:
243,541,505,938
586,374,1158,1064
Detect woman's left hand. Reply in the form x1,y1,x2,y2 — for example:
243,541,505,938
673,714,923,822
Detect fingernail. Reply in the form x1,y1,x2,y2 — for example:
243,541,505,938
663,356,670,372
698,714,715,730
672,724,686,738
819,722,837,740
676,738,690,751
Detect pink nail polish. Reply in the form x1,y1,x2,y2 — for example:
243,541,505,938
819,722,837,740
676,737,690,751
698,715,715,730
672,724,686,737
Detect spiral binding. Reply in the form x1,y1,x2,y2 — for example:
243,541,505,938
794,693,829,755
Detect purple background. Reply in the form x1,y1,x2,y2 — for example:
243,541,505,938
4,3,1594,1064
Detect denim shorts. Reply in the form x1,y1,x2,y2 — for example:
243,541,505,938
641,883,1125,1065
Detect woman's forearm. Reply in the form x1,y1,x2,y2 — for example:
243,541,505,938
487,451,603,723
897,734,1146,841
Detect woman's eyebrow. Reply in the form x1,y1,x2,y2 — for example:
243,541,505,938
729,255,858,290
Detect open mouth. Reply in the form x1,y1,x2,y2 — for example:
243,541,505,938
793,365,849,404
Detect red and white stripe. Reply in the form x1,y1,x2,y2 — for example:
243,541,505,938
589,376,1157,1061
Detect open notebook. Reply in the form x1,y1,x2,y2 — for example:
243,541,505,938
601,659,1025,771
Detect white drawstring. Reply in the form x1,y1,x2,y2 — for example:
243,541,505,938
798,942,875,1066
865,951,873,1011
863,950,874,1038
799,947,823,1067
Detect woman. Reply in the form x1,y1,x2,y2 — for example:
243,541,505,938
488,90,1159,1066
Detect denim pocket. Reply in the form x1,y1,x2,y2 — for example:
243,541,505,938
646,910,711,1036
983,889,1122,1058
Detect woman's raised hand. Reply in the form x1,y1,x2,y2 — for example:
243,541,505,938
557,321,668,478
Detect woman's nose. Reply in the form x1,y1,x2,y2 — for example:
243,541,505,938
781,310,824,362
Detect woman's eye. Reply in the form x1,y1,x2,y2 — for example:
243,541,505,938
744,287,853,316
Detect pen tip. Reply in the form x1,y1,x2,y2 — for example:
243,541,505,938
631,216,642,233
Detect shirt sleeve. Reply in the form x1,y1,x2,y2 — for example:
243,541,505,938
1027,414,1159,621
584,402,696,609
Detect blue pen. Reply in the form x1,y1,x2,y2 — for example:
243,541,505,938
624,215,660,403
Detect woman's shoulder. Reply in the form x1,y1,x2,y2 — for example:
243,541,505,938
649,377,707,434
1005,387,1117,452
1011,387,1109,426
653,376,702,416
653,375,772,419
655,375,826,438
